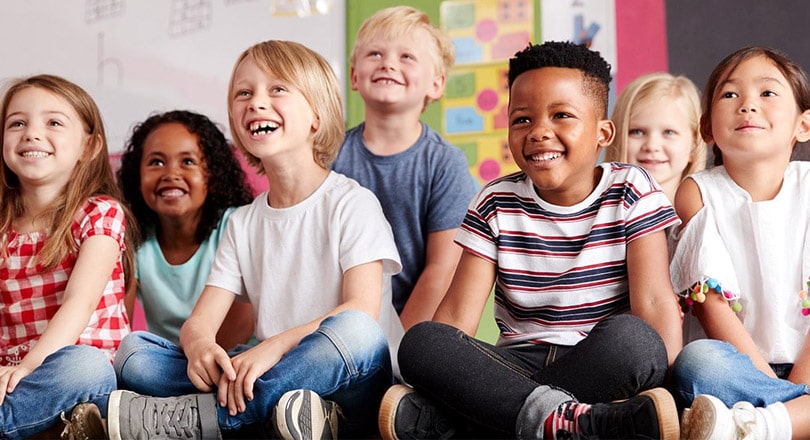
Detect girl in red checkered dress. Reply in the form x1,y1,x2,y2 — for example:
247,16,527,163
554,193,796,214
0,74,137,439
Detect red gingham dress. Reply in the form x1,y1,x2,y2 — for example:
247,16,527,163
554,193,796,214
0,196,130,366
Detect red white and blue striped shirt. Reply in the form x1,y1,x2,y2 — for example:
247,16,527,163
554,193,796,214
457,163,679,347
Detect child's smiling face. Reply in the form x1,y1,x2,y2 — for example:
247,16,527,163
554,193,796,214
139,122,209,224
708,55,807,163
508,67,614,206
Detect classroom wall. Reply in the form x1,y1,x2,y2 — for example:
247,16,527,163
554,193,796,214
0,0,346,153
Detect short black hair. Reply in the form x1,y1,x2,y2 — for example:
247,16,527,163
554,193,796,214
117,110,254,245
508,41,612,117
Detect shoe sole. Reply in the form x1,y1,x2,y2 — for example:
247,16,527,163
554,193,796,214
378,384,414,440
682,395,723,440
640,388,680,440
276,390,335,440
72,403,106,440
107,390,126,440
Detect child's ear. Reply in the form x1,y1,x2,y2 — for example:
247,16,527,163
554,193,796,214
795,109,810,143
83,134,103,162
426,73,446,102
349,66,360,92
597,119,615,148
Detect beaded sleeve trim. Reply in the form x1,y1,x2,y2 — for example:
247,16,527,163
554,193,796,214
678,277,741,314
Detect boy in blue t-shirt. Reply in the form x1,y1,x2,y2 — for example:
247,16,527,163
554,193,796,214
332,6,477,330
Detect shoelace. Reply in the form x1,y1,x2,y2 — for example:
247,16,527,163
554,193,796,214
144,397,199,439
731,402,758,440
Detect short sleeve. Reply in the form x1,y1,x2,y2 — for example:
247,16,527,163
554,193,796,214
75,196,127,250
426,148,478,233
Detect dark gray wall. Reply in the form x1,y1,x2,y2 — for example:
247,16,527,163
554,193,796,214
666,0,810,161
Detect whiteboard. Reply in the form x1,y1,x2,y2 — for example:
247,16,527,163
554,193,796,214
0,0,346,153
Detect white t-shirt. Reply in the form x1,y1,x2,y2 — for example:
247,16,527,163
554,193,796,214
206,171,404,370
671,162,810,363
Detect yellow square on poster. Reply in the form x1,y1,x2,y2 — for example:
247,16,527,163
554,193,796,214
440,0,534,65
443,64,509,136
451,133,520,184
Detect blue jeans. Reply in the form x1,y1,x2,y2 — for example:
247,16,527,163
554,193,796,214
1,345,116,440
671,339,810,408
114,310,393,436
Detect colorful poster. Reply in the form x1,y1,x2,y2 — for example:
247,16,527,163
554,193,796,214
440,0,536,183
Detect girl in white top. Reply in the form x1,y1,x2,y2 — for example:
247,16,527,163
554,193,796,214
672,46,810,440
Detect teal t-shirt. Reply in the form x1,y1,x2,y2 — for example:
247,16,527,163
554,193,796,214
135,207,235,344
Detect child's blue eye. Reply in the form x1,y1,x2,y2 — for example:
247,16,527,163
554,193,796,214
628,129,644,136
663,129,677,136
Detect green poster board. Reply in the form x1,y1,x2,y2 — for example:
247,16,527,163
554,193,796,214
345,0,444,130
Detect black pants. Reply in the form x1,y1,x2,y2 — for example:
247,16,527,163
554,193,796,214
398,314,669,437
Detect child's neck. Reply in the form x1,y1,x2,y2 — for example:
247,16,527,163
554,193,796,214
157,217,201,265
724,155,790,202
263,162,330,209
13,185,63,233
361,110,423,156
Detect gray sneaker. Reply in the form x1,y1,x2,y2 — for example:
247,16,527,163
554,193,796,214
107,390,221,440
273,389,340,440
60,403,106,440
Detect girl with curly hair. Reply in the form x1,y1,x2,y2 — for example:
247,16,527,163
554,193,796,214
116,110,254,347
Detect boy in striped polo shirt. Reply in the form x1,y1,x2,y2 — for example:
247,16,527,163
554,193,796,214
380,41,684,440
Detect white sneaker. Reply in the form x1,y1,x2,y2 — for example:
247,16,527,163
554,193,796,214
682,394,767,440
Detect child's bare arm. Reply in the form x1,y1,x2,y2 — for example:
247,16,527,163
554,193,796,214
180,286,238,392
788,332,810,386
0,235,119,404
399,229,463,330
673,178,703,228
626,231,683,365
433,250,496,336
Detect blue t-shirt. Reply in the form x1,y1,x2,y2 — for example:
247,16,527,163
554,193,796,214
135,207,235,344
332,122,478,312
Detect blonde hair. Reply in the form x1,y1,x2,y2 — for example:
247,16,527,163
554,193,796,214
350,5,454,107
0,74,137,296
606,72,707,178
228,40,344,170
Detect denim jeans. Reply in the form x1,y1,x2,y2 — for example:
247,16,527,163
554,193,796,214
671,339,810,408
114,309,393,436
1,344,116,440
399,314,669,437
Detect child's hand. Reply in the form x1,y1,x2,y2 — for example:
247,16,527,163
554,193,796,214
0,364,34,405
219,338,287,416
185,341,235,393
